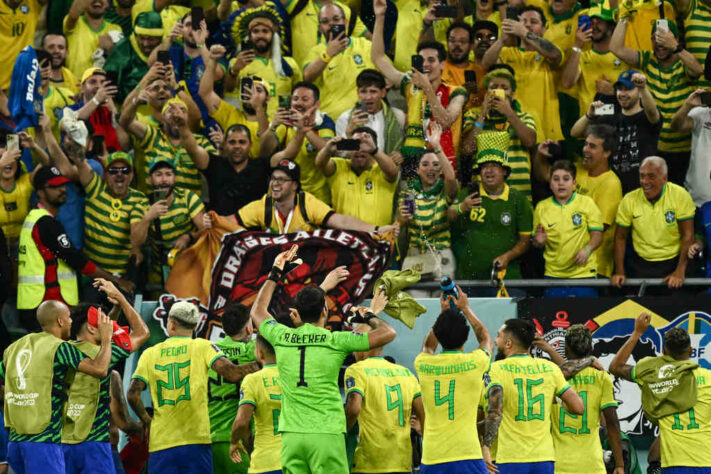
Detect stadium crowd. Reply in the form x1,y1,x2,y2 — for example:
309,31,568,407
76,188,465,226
0,0,710,470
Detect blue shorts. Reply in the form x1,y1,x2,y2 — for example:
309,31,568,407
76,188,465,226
112,445,125,474
148,444,213,474
0,412,7,464
496,461,555,474
421,459,488,474
63,441,114,474
663,468,711,474
8,441,64,474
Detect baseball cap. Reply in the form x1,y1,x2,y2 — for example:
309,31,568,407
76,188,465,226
87,306,132,351
589,2,616,22
33,166,70,189
272,159,300,183
169,301,201,326
614,70,638,89
148,157,177,174
81,67,106,85
106,151,134,170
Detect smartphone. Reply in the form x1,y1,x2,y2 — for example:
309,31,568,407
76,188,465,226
595,103,615,115
547,142,562,158
241,40,254,52
336,139,361,151
191,6,204,27
411,55,424,73
434,4,458,17
240,76,253,100
6,134,19,152
330,24,346,41
700,91,711,106
403,192,416,215
105,70,119,85
157,50,171,66
152,188,169,202
506,6,519,20
354,101,369,115
36,49,52,67
656,19,669,31
467,181,480,198
92,135,105,156
278,94,291,109
464,70,477,84
578,14,591,31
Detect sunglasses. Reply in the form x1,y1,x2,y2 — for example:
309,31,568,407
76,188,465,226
475,33,498,41
107,166,131,175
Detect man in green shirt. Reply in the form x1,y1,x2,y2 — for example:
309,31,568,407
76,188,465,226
250,245,396,473
208,302,256,474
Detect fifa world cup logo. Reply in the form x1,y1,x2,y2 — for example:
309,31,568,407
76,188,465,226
15,350,32,390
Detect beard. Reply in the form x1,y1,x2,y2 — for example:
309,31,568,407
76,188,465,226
255,41,270,54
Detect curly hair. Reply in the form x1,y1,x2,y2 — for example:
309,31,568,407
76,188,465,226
565,324,593,358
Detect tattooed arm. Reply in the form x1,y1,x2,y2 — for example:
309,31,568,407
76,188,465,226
524,32,562,66
482,384,503,472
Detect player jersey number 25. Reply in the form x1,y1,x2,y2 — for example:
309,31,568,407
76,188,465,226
155,361,191,406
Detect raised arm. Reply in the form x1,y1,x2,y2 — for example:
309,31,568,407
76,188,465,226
199,46,226,115
482,36,505,69
76,311,114,378
609,313,650,381
671,89,703,132
314,137,339,177
364,291,396,349
562,26,591,88
610,19,640,67
371,0,406,87
444,287,493,353
93,278,149,351
179,121,210,170
427,124,457,199
250,245,299,326
65,0,90,32
632,73,661,124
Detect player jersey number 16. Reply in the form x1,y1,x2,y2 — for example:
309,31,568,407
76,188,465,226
513,377,544,422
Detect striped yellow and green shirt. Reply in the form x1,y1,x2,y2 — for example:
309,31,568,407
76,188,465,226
638,50,695,152
137,124,216,196
463,107,536,199
684,0,711,87
399,180,453,251
84,173,149,275
149,188,203,274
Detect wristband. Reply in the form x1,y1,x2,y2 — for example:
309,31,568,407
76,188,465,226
585,113,594,120
320,51,332,63
267,267,284,282
474,121,484,129
365,312,379,326
571,46,582,54
673,43,684,54
197,43,206,49
583,245,591,255
457,203,464,216
92,97,100,106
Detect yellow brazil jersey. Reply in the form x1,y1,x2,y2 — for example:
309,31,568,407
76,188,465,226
575,165,622,278
488,354,571,464
227,56,303,117
533,192,604,278
414,349,491,465
63,16,122,80
327,158,396,227
654,368,711,468
616,182,695,262
391,0,426,72
132,336,225,452
303,37,374,120
44,86,75,143
0,0,40,90
236,191,335,233
500,47,563,142
132,0,188,36
273,116,336,204
551,367,618,474
238,364,282,474
575,49,629,115
620,0,675,52
83,173,149,274
211,100,263,159
344,357,421,473
0,173,33,240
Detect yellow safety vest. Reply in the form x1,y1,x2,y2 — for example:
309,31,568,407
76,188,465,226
17,208,78,310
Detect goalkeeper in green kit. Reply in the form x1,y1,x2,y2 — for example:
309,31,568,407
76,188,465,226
250,245,397,474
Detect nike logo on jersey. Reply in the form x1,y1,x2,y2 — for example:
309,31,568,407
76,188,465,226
633,215,641,219
547,223,555,228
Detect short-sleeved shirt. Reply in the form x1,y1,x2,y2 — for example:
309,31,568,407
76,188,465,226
533,192,604,278
227,55,302,117
326,158,396,227
238,364,282,473
303,37,375,120
574,165,623,278
0,0,40,90
399,180,453,251
415,349,491,465
685,106,711,207
132,336,225,452
0,341,85,443
551,367,618,474
487,354,571,464
344,357,421,473
620,0,675,52
258,317,370,434
639,50,695,153
0,173,33,240
237,192,335,233
208,338,255,443
44,86,76,143
451,185,533,279
499,47,563,142
83,173,149,274
616,182,696,261
137,123,216,196
63,15,122,80
210,100,263,159
685,0,711,88
574,49,630,114
391,0,426,71
202,154,271,216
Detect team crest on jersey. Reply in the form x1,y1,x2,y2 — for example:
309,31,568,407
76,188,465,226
346,377,355,388
614,59,622,66
354,54,363,65
239,389,245,400
535,54,542,61
365,180,373,191
572,213,582,226
665,210,675,223
306,143,316,153
501,212,512,225
20,4,29,13
565,25,572,35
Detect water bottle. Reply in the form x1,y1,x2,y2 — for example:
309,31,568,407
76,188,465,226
440,277,459,310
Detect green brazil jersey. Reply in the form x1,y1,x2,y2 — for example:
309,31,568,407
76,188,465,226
208,337,256,442
259,318,370,434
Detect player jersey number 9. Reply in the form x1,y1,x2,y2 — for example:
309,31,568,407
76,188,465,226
513,377,544,422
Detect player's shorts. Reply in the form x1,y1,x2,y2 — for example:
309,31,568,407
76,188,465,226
281,432,349,474
0,412,7,465
496,461,554,474
662,468,711,474
8,441,65,474
63,441,114,473
421,459,488,474
211,441,250,474
148,443,213,473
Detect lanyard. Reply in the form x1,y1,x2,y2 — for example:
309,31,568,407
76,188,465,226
274,205,295,234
